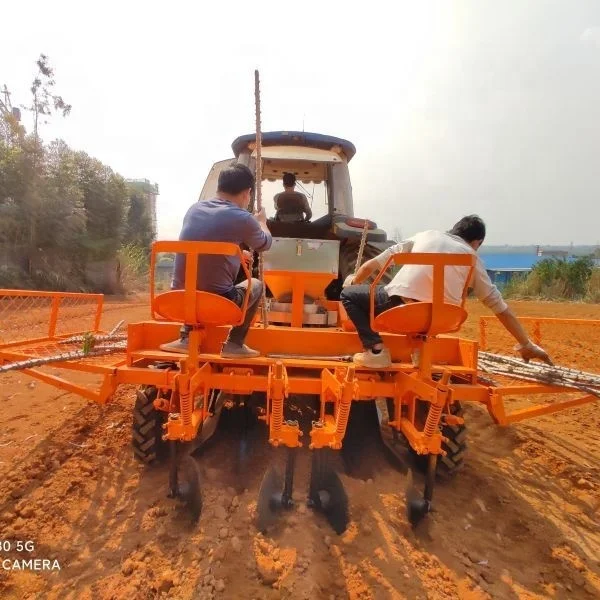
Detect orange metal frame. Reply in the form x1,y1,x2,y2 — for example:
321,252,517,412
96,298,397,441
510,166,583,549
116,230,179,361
1,246,598,459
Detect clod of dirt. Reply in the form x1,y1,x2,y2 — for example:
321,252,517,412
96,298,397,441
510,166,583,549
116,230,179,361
214,505,228,520
121,559,134,576
10,488,24,499
218,527,229,539
324,535,332,547
231,536,242,553
155,570,175,594
231,496,240,509
16,505,35,519
213,545,226,562
577,478,593,489
214,579,225,592
256,555,279,585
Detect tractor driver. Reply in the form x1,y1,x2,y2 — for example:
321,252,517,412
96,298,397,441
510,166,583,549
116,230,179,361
160,164,272,358
273,172,312,223
340,215,553,369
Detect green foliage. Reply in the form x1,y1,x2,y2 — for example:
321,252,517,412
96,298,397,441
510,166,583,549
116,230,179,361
0,56,154,292
504,257,598,302
117,243,150,292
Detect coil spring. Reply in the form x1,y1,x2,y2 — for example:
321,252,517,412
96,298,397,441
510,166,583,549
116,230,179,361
336,399,351,436
272,397,283,433
180,390,192,427
424,403,442,438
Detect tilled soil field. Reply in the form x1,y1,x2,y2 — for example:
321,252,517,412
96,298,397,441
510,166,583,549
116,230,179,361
0,298,599,600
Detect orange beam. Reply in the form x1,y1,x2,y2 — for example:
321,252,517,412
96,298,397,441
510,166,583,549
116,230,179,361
21,368,107,403
503,394,597,424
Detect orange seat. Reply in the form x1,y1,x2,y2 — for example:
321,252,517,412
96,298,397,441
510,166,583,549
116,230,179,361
154,290,243,326
370,252,475,337
150,241,251,327
374,302,467,336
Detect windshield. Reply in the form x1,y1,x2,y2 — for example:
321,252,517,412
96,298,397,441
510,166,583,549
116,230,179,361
262,179,329,221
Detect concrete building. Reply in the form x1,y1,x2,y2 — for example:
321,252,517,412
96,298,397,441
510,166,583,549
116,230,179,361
126,178,159,238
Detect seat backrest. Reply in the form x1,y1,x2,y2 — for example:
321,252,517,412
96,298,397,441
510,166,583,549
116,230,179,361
150,241,251,326
370,252,476,336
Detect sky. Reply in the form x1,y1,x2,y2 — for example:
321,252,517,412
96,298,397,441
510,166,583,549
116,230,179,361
2,0,600,245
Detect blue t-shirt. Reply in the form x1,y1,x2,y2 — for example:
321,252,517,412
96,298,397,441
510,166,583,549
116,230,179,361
172,198,272,296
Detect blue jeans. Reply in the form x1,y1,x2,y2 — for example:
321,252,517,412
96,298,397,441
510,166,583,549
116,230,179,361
180,278,263,345
340,285,404,349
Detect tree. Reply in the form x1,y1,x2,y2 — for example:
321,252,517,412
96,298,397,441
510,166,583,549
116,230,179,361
22,54,71,141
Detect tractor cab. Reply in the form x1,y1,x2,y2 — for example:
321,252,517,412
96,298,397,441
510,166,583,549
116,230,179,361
198,132,394,301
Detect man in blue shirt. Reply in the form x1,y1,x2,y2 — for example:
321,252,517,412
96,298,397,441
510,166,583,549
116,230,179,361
160,164,272,357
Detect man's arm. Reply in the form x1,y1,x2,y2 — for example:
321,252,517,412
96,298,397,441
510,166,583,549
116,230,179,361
244,207,272,252
471,257,553,364
353,258,379,284
301,195,312,221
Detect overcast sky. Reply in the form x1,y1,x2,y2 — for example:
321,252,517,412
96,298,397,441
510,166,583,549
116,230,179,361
3,0,600,245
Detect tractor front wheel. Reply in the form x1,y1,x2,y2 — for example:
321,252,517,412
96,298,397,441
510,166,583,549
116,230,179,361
132,386,168,464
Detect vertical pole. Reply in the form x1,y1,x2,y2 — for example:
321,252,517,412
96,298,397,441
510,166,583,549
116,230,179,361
254,70,268,329
354,220,369,276
48,296,61,338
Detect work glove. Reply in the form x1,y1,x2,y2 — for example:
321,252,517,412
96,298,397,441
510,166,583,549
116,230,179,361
342,275,355,288
514,340,554,366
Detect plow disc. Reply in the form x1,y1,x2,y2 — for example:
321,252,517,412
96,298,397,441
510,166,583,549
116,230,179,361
168,446,203,523
308,450,349,535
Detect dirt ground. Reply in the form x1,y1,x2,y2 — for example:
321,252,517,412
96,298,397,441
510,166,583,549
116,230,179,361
0,298,599,600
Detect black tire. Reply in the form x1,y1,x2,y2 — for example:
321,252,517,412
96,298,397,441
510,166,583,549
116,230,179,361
413,401,467,478
438,403,468,476
132,386,168,464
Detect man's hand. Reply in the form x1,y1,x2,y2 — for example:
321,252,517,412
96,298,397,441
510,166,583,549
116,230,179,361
342,274,355,288
254,207,267,224
242,250,253,266
515,340,554,365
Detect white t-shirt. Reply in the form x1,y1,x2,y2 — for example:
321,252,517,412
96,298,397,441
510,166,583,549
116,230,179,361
376,230,508,314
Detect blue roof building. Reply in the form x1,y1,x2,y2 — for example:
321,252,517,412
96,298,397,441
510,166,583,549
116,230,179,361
480,253,543,289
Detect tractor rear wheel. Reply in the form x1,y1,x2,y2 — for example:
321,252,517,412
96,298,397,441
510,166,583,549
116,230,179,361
339,241,394,284
327,241,394,300
132,386,168,464
378,399,467,478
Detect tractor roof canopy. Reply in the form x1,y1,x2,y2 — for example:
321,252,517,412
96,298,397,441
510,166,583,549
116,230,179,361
232,131,356,162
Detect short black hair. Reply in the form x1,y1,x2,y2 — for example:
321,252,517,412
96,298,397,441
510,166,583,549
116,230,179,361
449,215,486,243
217,164,255,195
283,172,296,187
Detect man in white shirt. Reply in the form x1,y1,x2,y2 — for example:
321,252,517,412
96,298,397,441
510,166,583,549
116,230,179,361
340,215,552,368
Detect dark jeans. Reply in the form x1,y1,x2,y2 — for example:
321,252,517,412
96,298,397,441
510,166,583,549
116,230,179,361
340,285,404,349
180,278,263,345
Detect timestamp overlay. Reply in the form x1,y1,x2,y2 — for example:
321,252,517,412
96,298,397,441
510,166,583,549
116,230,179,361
1,540,61,572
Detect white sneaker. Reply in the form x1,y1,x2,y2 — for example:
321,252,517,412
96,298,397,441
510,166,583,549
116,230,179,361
353,348,392,368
